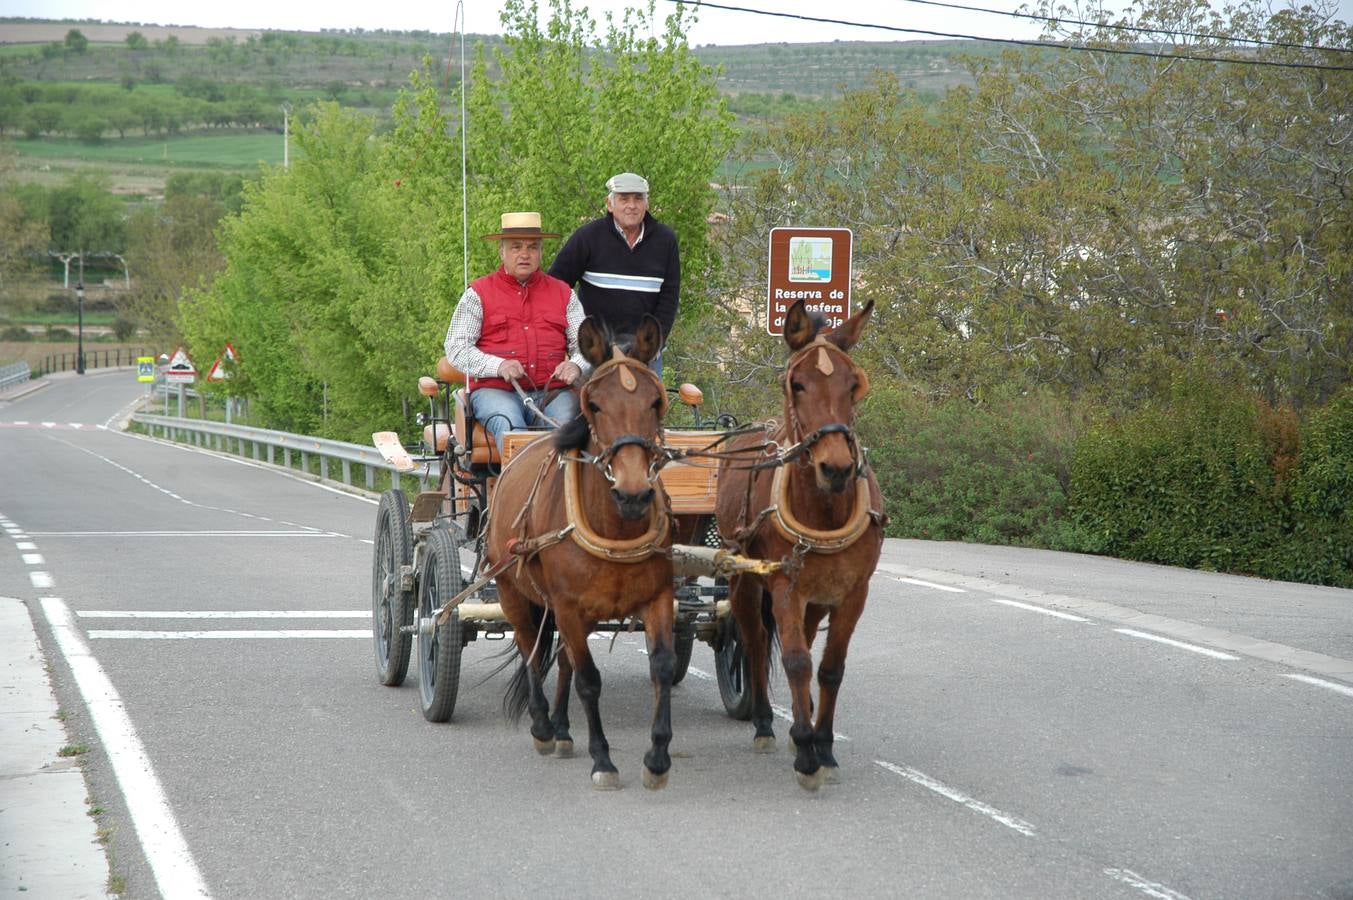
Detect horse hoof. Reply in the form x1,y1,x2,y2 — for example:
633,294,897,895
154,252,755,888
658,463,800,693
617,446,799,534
532,737,556,756
642,767,670,791
795,767,827,792
554,739,574,759
752,735,776,753
591,771,621,791
822,764,841,784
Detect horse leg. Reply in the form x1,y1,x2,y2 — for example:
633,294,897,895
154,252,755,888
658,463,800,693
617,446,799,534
813,592,866,785
550,641,574,758
641,587,677,790
556,612,620,789
770,578,822,791
498,580,555,755
729,574,775,751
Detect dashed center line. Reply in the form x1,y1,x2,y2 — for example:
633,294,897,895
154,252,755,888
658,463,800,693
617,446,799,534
1114,629,1240,661
989,597,1088,621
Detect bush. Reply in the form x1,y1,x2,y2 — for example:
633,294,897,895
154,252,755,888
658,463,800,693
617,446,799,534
45,326,74,341
1071,370,1293,576
112,317,138,340
861,383,1086,547
1,326,33,341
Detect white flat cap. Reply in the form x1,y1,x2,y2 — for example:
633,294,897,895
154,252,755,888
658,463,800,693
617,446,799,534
606,172,649,193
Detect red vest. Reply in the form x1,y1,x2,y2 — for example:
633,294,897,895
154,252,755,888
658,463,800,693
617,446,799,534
469,267,573,393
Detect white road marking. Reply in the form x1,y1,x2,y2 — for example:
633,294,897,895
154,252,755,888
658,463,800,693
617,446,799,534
875,759,1037,836
21,553,45,565
16,541,36,550
989,598,1088,622
28,530,343,538
88,630,370,639
40,598,211,898
771,703,850,741
1114,629,1239,660
29,571,53,588
874,567,966,592
683,666,714,681
1104,867,1193,900
51,438,329,533
70,422,83,429
1281,673,1353,698
78,610,370,619
42,421,55,428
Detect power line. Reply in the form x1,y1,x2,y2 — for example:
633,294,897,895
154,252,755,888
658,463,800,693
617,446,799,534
675,0,1353,72
885,0,1353,55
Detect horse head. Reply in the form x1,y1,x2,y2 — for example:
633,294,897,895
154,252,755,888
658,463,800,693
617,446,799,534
781,298,874,495
573,314,668,520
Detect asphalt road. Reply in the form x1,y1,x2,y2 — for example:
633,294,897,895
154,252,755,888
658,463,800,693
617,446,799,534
3,370,1351,900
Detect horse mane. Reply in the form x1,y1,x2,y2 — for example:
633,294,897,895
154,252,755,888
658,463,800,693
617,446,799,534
551,326,643,452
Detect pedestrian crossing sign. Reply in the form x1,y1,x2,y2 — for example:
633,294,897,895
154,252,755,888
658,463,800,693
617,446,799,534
137,356,155,383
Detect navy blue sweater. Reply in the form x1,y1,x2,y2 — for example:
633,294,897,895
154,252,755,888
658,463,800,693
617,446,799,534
548,212,680,342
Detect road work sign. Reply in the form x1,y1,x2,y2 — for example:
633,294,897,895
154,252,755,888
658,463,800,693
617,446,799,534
164,347,196,385
766,227,853,336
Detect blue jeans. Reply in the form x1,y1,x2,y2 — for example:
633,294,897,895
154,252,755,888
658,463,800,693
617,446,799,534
469,387,579,451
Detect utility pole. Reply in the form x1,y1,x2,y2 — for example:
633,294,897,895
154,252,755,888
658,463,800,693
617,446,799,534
281,104,291,169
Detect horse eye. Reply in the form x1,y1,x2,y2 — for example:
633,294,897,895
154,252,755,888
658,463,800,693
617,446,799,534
587,401,601,414
790,381,805,394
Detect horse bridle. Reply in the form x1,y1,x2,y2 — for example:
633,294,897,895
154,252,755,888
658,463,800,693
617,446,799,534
778,337,871,477
571,351,669,486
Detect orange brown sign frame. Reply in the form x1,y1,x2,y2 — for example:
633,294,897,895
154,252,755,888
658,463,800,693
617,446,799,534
766,226,853,336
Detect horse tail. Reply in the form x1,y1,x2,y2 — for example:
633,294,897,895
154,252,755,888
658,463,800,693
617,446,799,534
500,604,557,724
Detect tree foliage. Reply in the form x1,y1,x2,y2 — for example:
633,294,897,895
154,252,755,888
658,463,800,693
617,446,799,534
180,0,734,442
708,0,1352,410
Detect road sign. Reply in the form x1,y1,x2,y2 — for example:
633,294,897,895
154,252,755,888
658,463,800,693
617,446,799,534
137,356,155,383
766,227,853,335
206,342,240,382
164,347,196,385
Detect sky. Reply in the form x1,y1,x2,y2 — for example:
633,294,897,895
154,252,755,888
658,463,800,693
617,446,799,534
4,0,1350,47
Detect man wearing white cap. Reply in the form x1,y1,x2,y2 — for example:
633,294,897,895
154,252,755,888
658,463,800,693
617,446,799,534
549,172,680,375
444,212,588,450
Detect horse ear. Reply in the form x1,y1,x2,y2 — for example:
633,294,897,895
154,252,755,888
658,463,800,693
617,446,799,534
578,316,609,367
783,299,816,351
826,300,874,351
631,314,662,364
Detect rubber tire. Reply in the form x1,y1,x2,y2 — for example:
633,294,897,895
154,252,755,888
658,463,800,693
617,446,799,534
715,614,754,720
671,628,694,686
417,527,466,723
372,489,414,687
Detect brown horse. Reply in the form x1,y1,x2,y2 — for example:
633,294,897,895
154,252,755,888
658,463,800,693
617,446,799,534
715,298,885,790
486,314,677,790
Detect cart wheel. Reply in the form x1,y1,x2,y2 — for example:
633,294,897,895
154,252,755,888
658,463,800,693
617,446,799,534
715,614,754,720
417,527,465,723
372,489,414,687
672,628,694,685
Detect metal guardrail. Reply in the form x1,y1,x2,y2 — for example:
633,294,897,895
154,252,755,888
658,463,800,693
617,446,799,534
130,412,432,492
0,362,30,391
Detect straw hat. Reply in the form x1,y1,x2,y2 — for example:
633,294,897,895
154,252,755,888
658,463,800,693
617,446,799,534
482,211,560,241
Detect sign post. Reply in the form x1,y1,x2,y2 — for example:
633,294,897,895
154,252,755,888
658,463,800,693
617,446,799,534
766,227,853,335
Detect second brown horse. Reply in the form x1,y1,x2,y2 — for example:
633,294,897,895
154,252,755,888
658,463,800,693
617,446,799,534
486,314,677,790
716,298,885,790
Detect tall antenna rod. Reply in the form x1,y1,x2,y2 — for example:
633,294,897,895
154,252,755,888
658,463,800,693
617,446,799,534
455,1,469,291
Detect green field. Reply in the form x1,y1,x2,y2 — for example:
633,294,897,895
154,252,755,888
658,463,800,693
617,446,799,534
11,133,283,169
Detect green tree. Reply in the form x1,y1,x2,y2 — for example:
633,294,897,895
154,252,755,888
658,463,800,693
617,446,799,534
0,145,45,287
47,174,125,257
124,193,228,345
64,29,89,54
125,31,149,51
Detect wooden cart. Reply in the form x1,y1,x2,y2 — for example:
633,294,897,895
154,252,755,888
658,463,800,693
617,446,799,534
369,361,757,723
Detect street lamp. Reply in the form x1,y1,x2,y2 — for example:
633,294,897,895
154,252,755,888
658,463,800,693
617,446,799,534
75,281,85,375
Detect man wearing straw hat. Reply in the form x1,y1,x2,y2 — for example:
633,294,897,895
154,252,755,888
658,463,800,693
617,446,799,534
444,211,588,451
